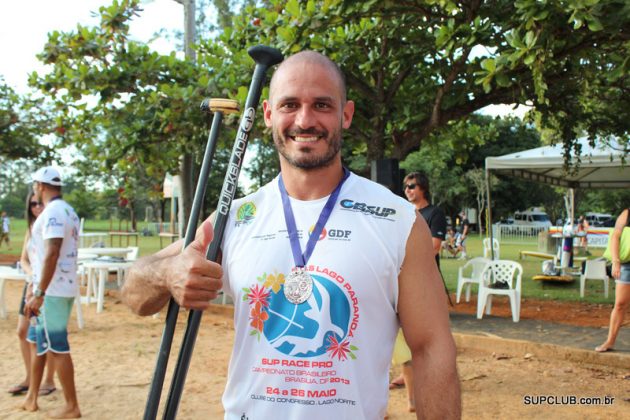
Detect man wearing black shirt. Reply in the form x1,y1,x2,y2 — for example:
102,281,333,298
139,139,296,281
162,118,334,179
390,171,449,403
403,172,448,267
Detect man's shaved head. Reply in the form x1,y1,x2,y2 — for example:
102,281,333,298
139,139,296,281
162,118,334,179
269,51,347,103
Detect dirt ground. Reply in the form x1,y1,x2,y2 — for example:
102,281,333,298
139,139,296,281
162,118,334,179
1,255,629,418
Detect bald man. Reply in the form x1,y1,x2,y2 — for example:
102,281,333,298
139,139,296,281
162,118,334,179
123,51,460,419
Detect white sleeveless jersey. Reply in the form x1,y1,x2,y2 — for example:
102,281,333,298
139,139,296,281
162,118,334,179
221,172,416,420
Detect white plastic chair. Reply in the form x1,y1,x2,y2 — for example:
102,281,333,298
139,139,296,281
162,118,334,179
109,247,139,286
477,260,523,322
580,259,609,299
125,246,139,261
118,246,139,285
482,238,500,259
456,257,490,303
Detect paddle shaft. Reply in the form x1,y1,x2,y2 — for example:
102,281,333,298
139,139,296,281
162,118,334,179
162,45,283,419
143,109,225,420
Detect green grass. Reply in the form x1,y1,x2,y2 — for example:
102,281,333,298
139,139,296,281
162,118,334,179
3,219,612,304
440,235,611,304
2,218,171,258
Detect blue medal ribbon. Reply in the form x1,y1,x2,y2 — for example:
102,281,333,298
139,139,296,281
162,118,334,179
278,168,350,268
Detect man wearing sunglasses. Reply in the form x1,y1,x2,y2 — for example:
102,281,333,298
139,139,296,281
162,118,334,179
403,172,447,267
391,172,449,408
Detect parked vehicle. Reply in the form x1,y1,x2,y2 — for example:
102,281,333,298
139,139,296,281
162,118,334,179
584,212,613,227
513,208,552,228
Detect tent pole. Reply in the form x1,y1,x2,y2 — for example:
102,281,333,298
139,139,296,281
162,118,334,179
485,163,494,260
570,188,575,227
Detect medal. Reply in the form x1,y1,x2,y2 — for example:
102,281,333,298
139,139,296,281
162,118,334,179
278,168,350,305
284,269,314,304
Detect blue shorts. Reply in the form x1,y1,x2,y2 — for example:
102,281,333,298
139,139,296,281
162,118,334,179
617,264,630,285
26,296,74,355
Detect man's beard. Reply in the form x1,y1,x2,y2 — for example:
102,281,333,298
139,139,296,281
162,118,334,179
273,126,342,170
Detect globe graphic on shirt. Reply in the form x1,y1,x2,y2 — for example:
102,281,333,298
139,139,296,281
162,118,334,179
263,274,351,358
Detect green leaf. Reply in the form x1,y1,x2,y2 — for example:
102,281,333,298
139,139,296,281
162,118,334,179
236,86,248,104
524,31,536,47
285,0,300,17
306,0,316,15
277,26,296,43
481,58,496,72
523,53,536,65
587,17,603,32
534,10,549,20
495,73,510,87
482,79,492,93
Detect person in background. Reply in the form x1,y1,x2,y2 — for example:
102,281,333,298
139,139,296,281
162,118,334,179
390,171,448,412
403,172,447,267
7,192,56,397
456,210,469,259
441,226,456,258
22,166,81,418
577,215,590,252
1,210,11,249
595,208,630,352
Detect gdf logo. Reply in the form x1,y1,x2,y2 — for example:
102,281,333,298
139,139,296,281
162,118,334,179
328,229,351,239
309,227,352,241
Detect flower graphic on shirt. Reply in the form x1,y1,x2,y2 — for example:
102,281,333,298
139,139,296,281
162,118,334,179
263,272,285,293
243,279,273,340
250,303,269,333
245,283,270,308
326,335,358,361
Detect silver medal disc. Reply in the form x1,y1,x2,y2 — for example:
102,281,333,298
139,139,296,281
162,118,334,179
283,269,313,305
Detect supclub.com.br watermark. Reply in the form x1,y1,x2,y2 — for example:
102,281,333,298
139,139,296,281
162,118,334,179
523,395,615,406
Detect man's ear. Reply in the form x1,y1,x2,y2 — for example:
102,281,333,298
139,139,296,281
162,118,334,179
263,100,272,128
342,100,354,129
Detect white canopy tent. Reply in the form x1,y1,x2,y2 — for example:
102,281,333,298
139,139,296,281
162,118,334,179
484,138,629,259
485,138,630,190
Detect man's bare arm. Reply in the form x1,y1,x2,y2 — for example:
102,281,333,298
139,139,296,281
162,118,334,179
398,215,461,419
122,219,223,316
24,237,62,317
38,238,62,292
431,237,442,256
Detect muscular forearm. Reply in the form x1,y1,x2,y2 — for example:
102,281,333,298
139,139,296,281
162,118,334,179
411,337,461,419
122,253,176,316
122,219,223,316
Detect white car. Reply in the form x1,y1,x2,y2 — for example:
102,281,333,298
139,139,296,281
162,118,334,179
513,209,552,228
584,212,613,227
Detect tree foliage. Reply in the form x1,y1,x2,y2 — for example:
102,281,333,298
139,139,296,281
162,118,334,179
224,0,628,163
0,79,54,161
28,0,248,222
20,0,628,225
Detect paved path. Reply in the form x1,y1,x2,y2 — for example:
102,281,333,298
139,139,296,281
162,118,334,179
450,311,630,368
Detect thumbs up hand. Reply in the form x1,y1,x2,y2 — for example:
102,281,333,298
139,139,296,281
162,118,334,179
166,217,223,310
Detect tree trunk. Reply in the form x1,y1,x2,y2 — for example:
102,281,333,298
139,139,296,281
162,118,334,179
129,201,137,232
176,0,196,236
178,153,194,236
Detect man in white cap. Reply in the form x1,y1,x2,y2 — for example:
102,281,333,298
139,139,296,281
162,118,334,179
22,166,81,418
